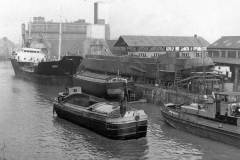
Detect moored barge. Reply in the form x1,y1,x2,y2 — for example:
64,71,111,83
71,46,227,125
73,71,136,100
161,92,240,148
53,87,148,139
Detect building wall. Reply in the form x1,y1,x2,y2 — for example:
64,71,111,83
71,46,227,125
126,46,206,58
127,51,205,58
24,21,88,57
128,51,166,57
29,22,87,34
86,24,106,39
23,18,111,57
105,24,110,40
207,49,240,59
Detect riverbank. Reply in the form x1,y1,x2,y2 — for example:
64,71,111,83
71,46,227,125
135,82,235,105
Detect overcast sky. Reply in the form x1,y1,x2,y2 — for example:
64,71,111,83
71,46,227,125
0,0,240,43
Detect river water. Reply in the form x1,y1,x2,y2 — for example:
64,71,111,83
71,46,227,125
0,61,239,160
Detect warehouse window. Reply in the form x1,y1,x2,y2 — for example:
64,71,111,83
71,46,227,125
213,51,220,57
208,51,213,57
182,53,190,57
228,51,237,58
196,52,202,57
221,51,226,57
238,51,240,58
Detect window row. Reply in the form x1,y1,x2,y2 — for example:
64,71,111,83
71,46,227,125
127,46,203,52
23,50,40,53
208,50,240,58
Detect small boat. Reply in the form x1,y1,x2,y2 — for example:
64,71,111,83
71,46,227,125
161,92,240,148
53,87,148,139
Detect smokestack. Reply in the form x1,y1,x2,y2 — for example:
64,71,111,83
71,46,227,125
94,2,98,24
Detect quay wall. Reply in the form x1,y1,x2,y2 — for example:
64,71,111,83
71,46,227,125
135,84,201,105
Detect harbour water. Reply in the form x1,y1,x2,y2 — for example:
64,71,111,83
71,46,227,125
0,61,239,160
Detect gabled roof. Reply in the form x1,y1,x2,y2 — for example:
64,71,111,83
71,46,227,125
208,36,240,49
114,35,209,47
106,40,126,55
106,40,117,48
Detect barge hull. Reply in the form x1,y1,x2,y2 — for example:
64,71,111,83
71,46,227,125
54,104,147,139
161,110,240,148
72,76,107,98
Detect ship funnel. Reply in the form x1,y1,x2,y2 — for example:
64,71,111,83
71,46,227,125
94,2,98,24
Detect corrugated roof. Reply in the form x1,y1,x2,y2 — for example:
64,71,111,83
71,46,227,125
208,36,240,49
114,35,209,47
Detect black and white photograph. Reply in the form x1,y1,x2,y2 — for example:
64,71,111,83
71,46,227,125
0,0,240,159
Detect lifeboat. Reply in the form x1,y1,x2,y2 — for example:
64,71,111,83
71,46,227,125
53,87,148,139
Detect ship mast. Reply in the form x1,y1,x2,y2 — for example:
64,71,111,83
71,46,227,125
58,22,62,60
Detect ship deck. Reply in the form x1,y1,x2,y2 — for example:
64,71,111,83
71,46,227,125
166,108,240,135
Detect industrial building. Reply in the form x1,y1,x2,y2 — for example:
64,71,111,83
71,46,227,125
207,36,240,91
113,35,209,58
207,36,240,63
22,17,89,58
106,40,126,56
21,2,110,58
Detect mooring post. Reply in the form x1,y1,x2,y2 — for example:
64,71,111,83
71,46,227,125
234,66,239,91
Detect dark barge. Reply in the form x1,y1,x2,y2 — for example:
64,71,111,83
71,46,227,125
53,87,148,140
73,71,136,100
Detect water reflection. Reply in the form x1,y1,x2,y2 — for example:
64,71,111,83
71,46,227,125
13,73,73,86
52,117,149,160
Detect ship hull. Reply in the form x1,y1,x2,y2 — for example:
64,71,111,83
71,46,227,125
107,81,135,99
73,75,107,98
161,108,240,148
11,59,71,85
10,56,82,85
54,104,148,140
36,56,82,75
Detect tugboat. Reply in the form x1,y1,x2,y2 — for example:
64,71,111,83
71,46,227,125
161,92,240,148
53,87,148,139
10,48,82,78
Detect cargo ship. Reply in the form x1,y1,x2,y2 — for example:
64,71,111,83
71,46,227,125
10,47,82,80
11,18,83,81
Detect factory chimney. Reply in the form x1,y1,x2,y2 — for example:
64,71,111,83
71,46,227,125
94,2,98,24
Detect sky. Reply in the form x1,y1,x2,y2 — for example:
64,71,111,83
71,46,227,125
0,0,240,43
